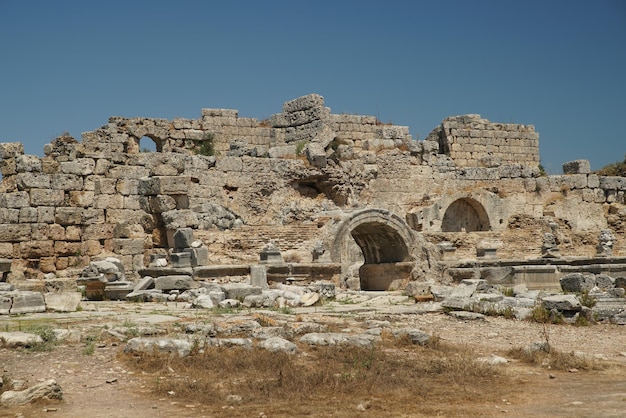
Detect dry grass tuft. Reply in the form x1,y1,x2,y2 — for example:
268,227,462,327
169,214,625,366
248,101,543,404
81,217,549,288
506,346,606,371
121,340,503,415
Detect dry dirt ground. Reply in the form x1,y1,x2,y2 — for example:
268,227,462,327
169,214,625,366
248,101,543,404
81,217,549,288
1,298,625,418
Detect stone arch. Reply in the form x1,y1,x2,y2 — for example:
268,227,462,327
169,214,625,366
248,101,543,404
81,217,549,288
430,190,507,233
441,197,490,232
138,136,160,153
331,209,416,290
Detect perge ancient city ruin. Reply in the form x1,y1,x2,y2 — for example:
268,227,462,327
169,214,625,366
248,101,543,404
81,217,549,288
0,93,625,306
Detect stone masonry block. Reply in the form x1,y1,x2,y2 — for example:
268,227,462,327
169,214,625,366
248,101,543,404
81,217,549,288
562,159,591,174
30,189,65,206
10,291,46,314
282,94,324,113
16,173,50,190
0,224,32,242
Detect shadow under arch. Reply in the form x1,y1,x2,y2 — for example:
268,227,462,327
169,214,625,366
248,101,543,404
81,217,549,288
441,197,491,232
330,209,416,290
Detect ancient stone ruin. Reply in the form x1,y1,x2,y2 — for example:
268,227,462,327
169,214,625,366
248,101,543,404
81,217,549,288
0,93,624,303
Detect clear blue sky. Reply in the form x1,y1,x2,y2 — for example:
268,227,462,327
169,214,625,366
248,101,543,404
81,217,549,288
1,0,624,174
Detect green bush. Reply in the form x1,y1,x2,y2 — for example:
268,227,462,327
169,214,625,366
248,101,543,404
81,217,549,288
194,133,216,156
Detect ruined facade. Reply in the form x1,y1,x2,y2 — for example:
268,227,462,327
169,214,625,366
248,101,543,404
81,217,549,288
0,94,625,290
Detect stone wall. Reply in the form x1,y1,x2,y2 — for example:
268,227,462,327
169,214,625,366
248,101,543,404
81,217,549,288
426,114,540,168
0,94,624,286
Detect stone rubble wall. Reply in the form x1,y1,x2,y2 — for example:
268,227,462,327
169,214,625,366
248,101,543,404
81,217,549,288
0,94,624,285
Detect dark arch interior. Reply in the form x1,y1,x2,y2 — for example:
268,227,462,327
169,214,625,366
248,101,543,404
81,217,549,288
441,198,490,232
350,221,409,264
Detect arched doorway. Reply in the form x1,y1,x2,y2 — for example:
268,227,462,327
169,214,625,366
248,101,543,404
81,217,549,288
331,209,415,290
441,198,490,232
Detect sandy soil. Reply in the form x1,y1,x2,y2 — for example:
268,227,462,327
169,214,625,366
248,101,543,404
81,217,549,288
1,300,625,417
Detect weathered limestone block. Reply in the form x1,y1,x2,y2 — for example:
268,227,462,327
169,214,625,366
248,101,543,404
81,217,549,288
60,158,95,175
18,207,37,223
55,207,83,226
106,209,151,226
0,379,63,406
305,142,327,168
18,241,54,258
154,275,198,291
0,209,19,224
562,159,590,174
108,166,149,179
116,179,138,195
113,222,144,239
83,224,115,240
1,191,30,208
172,228,194,249
560,273,595,293
39,257,56,273
68,190,94,207
30,189,65,206
250,265,268,289
16,173,50,190
44,292,81,312
0,295,12,314
282,93,324,113
94,178,117,194
0,224,31,242
0,244,13,259
162,210,199,230
268,145,297,159
94,194,124,209
222,283,262,301
0,142,24,158
143,195,177,213
10,291,46,314
0,158,17,176
82,208,105,224
599,176,626,191
587,174,600,188
185,247,209,267
53,241,81,256
170,252,192,267
112,238,146,255
541,294,582,311
15,155,42,172
596,229,615,256
124,337,192,357
51,174,83,190
82,240,102,257
94,158,112,175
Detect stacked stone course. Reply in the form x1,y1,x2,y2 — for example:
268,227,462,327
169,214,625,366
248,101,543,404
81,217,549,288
427,114,540,168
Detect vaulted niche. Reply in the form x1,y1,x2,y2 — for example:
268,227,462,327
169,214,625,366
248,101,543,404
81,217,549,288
441,198,490,232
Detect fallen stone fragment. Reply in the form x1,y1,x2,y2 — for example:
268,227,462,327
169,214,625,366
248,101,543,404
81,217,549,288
449,311,486,321
0,331,43,348
541,294,582,311
392,328,431,345
299,332,380,348
258,337,297,354
301,292,320,307
124,337,192,357
44,292,82,312
0,379,63,406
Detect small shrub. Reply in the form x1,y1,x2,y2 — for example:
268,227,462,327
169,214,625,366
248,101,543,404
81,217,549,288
501,287,515,297
193,133,216,156
25,324,58,352
578,290,597,308
295,140,308,156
